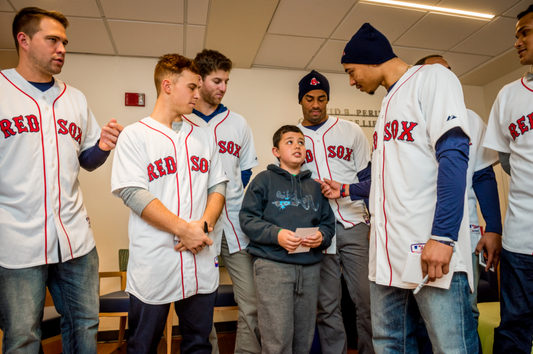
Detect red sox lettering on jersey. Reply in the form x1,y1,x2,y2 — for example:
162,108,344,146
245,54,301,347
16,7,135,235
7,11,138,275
508,112,533,140
371,120,418,150
147,155,210,182
0,115,84,143
305,145,354,163
218,140,241,158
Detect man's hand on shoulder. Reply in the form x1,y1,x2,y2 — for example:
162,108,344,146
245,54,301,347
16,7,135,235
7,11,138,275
278,229,301,253
421,239,454,282
174,220,213,254
99,118,124,151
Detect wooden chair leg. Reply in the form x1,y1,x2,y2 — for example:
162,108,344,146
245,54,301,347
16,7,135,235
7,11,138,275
164,303,174,352
117,316,127,348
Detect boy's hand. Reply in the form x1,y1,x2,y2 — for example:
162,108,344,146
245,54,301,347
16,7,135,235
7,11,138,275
301,231,323,248
278,229,302,252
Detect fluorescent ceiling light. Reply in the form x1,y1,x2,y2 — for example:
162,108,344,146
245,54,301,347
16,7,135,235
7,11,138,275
364,0,494,19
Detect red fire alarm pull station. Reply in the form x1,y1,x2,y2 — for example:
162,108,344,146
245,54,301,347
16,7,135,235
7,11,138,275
125,93,145,107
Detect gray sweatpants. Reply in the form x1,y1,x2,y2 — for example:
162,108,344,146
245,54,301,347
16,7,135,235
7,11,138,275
253,258,321,354
317,222,374,354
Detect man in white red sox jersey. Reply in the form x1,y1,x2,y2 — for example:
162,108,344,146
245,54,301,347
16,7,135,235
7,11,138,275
0,7,122,353
183,49,260,354
483,5,533,353
296,70,374,354
111,54,228,354
320,23,478,353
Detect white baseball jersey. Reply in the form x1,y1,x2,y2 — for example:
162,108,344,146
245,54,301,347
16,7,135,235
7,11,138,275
465,109,498,251
483,76,533,256
0,69,101,269
111,117,228,304
299,117,370,254
368,64,473,290
183,110,258,254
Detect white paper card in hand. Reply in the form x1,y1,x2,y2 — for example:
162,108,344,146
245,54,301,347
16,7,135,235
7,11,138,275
289,227,319,254
401,252,456,290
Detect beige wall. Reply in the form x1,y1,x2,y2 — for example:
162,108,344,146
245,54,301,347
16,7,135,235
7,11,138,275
52,53,519,331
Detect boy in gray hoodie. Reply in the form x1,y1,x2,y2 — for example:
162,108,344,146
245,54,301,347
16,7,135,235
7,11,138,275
240,125,335,354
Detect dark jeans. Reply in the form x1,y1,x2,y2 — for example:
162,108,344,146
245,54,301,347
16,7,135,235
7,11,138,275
128,291,217,354
494,248,533,354
0,247,100,354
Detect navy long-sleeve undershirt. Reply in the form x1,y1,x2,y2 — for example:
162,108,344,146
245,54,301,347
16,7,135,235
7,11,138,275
472,165,502,234
78,140,110,171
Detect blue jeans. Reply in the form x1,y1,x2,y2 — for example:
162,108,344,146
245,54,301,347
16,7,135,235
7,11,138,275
0,247,100,354
370,272,478,354
493,248,533,354
128,291,216,354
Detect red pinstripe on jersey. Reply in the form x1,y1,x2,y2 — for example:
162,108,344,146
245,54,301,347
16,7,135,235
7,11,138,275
51,84,74,258
1,72,49,264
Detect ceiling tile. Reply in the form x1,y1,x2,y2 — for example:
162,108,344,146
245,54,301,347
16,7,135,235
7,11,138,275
100,0,184,23
392,46,445,66
333,3,426,42
187,0,208,25
503,1,530,17
308,39,347,72
394,12,488,51
0,12,15,49
10,0,101,17
0,0,14,11
66,18,114,55
186,25,205,59
108,20,183,57
254,34,325,69
438,0,521,16
451,17,517,56
439,52,491,76
267,0,356,38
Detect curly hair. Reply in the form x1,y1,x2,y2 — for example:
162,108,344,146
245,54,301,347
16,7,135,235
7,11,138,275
194,49,233,80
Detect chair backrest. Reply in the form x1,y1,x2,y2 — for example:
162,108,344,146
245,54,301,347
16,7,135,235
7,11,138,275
99,272,127,291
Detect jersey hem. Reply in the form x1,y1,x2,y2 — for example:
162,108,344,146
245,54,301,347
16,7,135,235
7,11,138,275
126,286,219,305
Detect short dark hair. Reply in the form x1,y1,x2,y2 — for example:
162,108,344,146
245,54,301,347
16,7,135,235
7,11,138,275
12,7,69,52
194,49,233,80
517,4,533,20
273,125,304,149
154,54,199,97
414,54,443,66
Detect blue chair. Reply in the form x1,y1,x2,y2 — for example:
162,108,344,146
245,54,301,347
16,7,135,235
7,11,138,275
99,271,129,348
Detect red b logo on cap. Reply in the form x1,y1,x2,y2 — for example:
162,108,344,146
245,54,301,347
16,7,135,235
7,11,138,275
310,78,320,85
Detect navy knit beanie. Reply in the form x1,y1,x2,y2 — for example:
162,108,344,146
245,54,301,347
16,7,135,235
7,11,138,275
298,70,330,103
341,23,397,65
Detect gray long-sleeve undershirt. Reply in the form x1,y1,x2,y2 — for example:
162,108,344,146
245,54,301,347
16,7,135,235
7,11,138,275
115,120,226,216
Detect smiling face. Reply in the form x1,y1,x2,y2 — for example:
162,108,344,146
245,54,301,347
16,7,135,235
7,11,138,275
23,17,68,80
273,131,305,174
199,69,230,108
516,12,533,66
342,63,382,95
301,89,328,126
